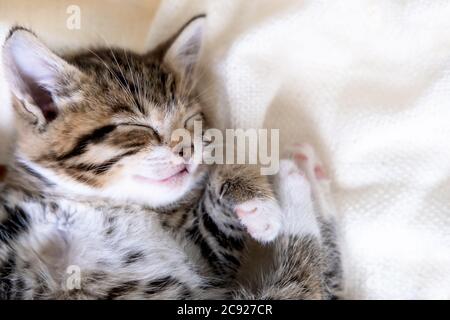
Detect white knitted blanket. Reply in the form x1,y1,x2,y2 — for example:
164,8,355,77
1,0,450,299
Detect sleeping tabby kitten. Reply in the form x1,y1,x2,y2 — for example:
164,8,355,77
0,16,341,299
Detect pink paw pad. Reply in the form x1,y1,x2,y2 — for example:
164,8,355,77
288,143,329,181
235,207,257,218
234,199,282,242
294,153,308,162
314,165,327,180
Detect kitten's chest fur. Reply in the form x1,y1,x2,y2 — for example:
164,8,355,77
1,187,216,299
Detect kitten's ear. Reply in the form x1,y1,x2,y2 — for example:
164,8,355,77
2,28,82,126
159,15,206,82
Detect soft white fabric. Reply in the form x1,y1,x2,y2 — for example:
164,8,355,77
147,0,450,299
0,27,12,165
1,0,450,299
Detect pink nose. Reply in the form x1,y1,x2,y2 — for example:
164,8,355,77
176,144,194,161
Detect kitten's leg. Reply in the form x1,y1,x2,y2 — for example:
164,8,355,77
232,159,327,299
287,143,334,220
288,143,342,297
185,164,282,287
209,164,282,243
233,145,340,299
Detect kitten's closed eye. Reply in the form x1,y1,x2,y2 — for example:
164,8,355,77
116,123,161,144
184,112,203,129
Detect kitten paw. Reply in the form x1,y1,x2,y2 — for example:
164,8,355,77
285,143,335,221
235,199,282,243
289,143,328,181
275,159,320,236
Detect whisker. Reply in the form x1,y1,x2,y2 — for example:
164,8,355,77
93,32,137,106
85,48,135,106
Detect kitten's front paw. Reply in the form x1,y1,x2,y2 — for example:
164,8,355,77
235,199,282,243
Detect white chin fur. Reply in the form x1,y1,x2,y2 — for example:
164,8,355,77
102,173,199,207
17,155,205,207
57,173,199,207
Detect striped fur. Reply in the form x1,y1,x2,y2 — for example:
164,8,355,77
0,20,340,299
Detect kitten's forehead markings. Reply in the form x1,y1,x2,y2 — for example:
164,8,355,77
115,122,161,143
